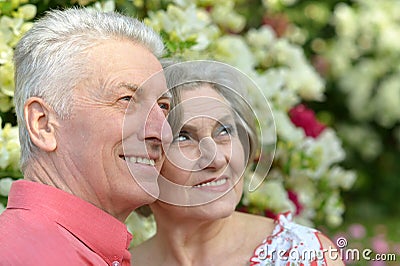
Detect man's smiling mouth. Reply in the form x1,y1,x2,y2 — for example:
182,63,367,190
120,156,155,166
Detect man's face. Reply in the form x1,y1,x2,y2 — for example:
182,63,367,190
56,40,172,220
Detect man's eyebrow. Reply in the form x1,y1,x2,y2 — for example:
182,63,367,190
160,90,172,100
117,82,140,93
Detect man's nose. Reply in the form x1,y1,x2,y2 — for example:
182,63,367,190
144,103,172,146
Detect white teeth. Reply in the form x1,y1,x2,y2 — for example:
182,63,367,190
194,178,227,188
126,156,155,166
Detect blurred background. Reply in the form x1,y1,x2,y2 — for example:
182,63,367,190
0,0,399,264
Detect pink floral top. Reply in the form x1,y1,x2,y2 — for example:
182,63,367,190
250,212,327,266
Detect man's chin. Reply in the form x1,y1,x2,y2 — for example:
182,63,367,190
138,181,160,200
128,166,160,200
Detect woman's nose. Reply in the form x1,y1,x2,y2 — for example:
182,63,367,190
198,137,227,170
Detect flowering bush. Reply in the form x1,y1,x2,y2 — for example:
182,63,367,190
0,0,357,245
259,0,400,218
327,0,400,128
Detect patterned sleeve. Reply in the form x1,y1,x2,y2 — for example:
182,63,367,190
249,212,327,266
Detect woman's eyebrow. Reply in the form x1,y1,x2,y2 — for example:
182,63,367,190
218,114,236,124
180,114,235,130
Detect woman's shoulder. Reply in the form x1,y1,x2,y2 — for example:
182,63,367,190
248,212,342,266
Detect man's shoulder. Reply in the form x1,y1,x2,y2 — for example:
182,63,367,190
0,208,109,265
0,207,54,234
0,208,63,252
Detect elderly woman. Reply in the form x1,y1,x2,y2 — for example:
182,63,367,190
131,61,343,266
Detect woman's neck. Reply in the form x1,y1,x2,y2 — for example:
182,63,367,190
150,205,242,265
131,209,275,266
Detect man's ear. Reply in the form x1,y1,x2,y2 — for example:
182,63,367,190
24,97,58,152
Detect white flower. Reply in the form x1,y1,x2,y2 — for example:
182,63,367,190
246,26,276,50
302,129,346,177
16,4,37,20
0,177,13,197
212,35,256,72
287,175,316,213
272,39,325,101
373,74,400,127
145,4,220,53
326,166,357,191
0,121,20,170
246,26,277,68
273,110,304,142
324,192,344,227
210,1,246,33
92,0,116,12
244,175,295,214
378,24,400,53
333,3,358,39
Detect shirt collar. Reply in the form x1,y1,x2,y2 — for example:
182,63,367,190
7,180,132,265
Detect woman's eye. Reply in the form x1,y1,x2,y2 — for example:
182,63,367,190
173,132,190,142
218,124,234,136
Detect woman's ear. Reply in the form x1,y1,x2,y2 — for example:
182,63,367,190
24,97,58,152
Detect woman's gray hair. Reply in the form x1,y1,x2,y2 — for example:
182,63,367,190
162,60,259,166
14,8,164,171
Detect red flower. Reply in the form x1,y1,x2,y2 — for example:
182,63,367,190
289,104,326,138
264,209,277,219
287,190,303,215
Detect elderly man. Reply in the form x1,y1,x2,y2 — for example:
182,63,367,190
0,8,172,265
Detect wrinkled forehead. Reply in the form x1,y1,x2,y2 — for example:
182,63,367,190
183,96,231,118
85,40,168,96
91,66,169,99
179,86,233,122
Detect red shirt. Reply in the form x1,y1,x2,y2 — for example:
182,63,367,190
0,180,132,266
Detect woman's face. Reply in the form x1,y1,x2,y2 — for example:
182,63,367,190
157,84,248,218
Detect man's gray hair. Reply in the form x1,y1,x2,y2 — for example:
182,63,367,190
14,8,164,171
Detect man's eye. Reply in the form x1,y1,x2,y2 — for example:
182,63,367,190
159,101,170,116
119,95,132,102
159,102,170,111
